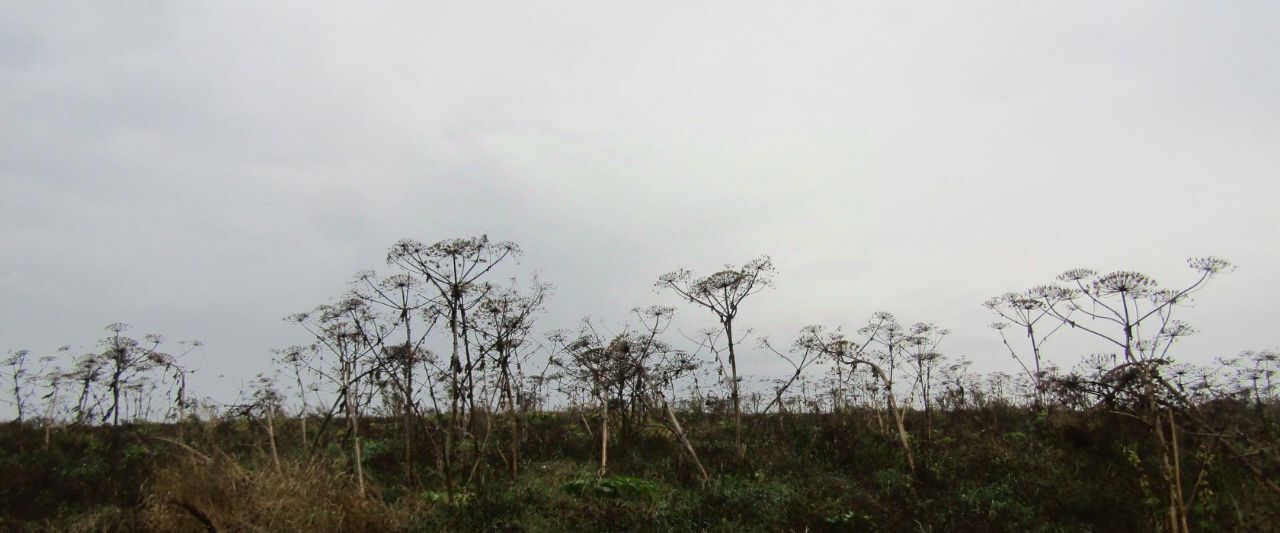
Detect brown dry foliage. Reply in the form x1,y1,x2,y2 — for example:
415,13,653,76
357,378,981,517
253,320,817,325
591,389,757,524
141,455,412,532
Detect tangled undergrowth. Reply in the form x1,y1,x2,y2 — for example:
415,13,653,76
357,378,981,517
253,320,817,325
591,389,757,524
2,405,1277,532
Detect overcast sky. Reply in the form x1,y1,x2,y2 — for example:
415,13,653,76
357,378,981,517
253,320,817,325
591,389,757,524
2,2,1278,405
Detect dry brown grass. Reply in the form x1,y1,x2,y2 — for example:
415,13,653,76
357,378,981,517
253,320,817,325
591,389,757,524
140,453,412,532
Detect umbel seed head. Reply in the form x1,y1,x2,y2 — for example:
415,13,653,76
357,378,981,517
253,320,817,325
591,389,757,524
1188,256,1234,274
1093,271,1156,296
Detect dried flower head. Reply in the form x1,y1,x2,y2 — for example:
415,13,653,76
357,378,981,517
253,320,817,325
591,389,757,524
695,270,746,292
1158,320,1196,340
1093,271,1157,296
381,273,419,290
1188,256,1234,275
1028,284,1073,301
1058,268,1096,282
1009,294,1041,311
1147,289,1182,306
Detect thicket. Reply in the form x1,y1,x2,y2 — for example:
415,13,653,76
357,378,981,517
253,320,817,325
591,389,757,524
2,236,1277,532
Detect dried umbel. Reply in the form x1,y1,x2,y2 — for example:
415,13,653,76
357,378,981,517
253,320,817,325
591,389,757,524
1058,268,1096,282
994,293,1041,311
1188,256,1234,275
336,295,367,314
1093,271,1157,296
146,351,175,366
827,339,856,359
1149,288,1183,305
635,305,675,321
386,236,522,282
1013,296,1042,311
1028,284,1075,301
910,322,946,336
694,270,747,293
4,349,30,367
380,273,420,291
858,312,899,338
915,351,943,364
1157,320,1196,341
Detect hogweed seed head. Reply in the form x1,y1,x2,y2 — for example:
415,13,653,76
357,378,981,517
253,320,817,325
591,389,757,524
1094,271,1157,296
1188,256,1234,275
1058,268,1096,282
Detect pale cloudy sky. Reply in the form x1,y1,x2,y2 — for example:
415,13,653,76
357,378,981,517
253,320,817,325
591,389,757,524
2,2,1277,403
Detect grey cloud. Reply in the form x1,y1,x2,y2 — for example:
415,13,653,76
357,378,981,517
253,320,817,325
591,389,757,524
2,1,1278,407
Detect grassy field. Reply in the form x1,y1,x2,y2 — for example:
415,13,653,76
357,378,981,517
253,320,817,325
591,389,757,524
2,405,1276,532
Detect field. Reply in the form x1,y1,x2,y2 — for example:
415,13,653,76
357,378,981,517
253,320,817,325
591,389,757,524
2,403,1277,532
